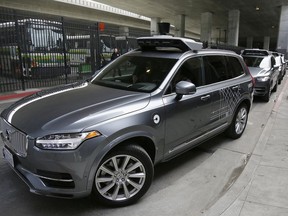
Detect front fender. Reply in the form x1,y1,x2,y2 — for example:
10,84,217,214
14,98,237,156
85,125,164,193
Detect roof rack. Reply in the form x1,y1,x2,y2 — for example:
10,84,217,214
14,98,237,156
242,49,270,56
137,36,203,52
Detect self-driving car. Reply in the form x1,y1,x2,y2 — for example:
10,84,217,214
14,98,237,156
1,36,253,206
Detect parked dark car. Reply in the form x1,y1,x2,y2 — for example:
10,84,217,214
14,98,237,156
242,49,279,102
1,36,254,207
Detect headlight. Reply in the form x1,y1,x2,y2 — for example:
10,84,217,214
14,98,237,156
256,76,270,82
36,131,101,150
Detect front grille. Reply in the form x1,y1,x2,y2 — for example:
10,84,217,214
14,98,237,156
254,87,266,94
0,118,28,157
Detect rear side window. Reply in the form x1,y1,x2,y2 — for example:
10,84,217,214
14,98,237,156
226,56,245,78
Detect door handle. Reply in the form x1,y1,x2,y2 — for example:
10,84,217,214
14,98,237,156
201,95,210,101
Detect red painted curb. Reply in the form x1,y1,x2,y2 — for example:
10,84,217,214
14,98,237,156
0,91,39,101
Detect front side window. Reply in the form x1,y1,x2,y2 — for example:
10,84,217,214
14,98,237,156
165,57,202,94
203,55,227,84
226,56,245,78
92,56,177,92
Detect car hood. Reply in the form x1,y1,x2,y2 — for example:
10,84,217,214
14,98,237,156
1,82,150,137
248,67,270,77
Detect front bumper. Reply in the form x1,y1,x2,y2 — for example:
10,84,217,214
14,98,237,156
1,131,108,198
253,81,269,96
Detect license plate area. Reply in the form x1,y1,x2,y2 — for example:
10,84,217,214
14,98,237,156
3,147,14,167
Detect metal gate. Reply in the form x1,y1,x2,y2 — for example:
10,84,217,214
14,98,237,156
0,7,149,93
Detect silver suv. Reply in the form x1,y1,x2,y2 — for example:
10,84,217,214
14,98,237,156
1,36,253,206
241,49,279,102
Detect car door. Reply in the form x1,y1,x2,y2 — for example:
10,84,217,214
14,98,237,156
202,55,246,130
162,56,214,157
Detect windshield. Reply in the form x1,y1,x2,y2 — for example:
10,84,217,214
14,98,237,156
243,56,270,68
92,55,177,92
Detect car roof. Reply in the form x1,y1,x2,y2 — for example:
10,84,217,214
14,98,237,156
127,50,185,59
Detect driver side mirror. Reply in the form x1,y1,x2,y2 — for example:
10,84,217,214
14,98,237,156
175,81,196,100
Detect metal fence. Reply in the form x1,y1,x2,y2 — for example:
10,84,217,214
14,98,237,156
0,7,150,93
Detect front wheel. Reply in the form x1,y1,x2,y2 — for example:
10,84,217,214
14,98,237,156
93,145,154,207
226,103,248,139
263,85,271,102
272,81,278,92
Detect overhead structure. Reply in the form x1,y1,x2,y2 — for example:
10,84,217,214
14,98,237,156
94,0,286,51
1,0,288,53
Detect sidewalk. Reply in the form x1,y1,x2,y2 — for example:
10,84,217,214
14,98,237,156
205,77,288,216
0,89,41,103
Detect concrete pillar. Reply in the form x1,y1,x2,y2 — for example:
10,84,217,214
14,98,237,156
201,12,212,46
175,14,185,37
151,17,161,35
227,10,240,46
263,36,270,50
118,26,129,53
119,26,129,36
277,5,288,57
247,37,253,48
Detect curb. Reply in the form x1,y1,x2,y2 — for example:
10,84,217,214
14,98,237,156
204,77,288,216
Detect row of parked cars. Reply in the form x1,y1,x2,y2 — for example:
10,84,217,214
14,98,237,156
241,48,287,102
0,36,287,207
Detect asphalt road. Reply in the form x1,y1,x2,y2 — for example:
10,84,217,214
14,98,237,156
0,81,283,216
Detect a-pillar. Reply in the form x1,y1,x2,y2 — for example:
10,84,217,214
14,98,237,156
277,5,288,57
201,12,212,47
175,14,185,37
228,10,240,46
151,17,161,35
263,36,270,50
247,37,253,48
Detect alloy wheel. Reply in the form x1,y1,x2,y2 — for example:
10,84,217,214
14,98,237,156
235,107,248,135
95,154,146,201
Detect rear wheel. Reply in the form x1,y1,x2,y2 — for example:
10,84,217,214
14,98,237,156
226,103,248,139
93,145,154,207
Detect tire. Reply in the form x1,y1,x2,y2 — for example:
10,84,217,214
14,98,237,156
93,145,154,207
272,81,278,92
263,85,271,102
226,103,248,139
278,77,282,85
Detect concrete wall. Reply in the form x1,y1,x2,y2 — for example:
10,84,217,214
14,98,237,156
0,0,150,30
